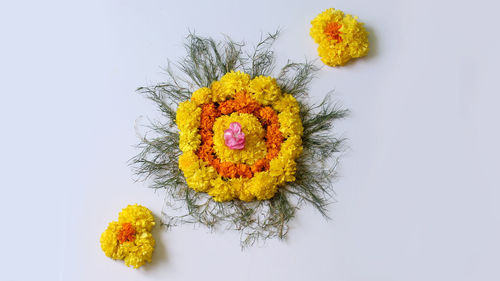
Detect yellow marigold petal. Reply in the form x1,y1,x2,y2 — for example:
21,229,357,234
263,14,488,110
208,177,234,202
272,93,300,114
310,8,346,44
211,71,250,102
247,172,278,200
178,151,199,172
176,100,202,152
278,111,303,138
191,87,212,106
179,130,201,153
116,241,134,260
280,136,303,159
176,100,201,131
118,204,155,233
100,221,122,259
269,155,298,184
186,163,218,192
230,177,255,201
123,232,155,268
248,76,281,105
180,151,218,192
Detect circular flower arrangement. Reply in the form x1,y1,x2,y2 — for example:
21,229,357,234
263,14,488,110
133,32,347,247
310,8,369,67
100,204,155,268
177,71,303,202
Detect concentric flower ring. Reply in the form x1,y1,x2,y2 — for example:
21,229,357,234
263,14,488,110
176,71,303,202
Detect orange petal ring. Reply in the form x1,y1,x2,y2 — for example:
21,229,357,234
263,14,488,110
196,92,283,179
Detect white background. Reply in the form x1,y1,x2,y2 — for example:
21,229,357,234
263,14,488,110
1,0,499,280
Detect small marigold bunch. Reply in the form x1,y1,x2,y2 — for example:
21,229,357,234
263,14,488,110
310,8,369,66
177,71,303,202
100,204,155,268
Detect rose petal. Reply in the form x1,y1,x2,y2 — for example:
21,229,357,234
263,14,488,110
224,122,246,150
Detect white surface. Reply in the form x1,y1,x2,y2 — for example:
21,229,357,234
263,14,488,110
1,0,500,280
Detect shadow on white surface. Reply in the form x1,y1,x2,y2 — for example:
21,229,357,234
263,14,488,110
143,212,169,272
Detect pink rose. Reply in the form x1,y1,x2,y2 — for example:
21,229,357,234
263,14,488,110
224,122,245,150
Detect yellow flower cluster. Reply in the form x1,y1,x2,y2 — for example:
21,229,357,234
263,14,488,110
310,8,369,66
177,71,303,202
213,113,267,165
211,71,251,103
100,204,155,268
248,75,282,105
176,101,201,152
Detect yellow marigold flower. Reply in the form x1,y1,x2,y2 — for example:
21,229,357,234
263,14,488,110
208,177,234,202
176,100,202,152
212,113,267,165
310,8,369,67
178,150,199,172
226,177,254,202
211,71,250,102
272,93,300,114
179,152,219,192
278,111,304,138
176,101,201,131
280,135,303,159
191,87,212,105
248,75,281,105
100,204,155,268
187,163,218,192
247,172,278,200
269,155,297,184
179,130,201,152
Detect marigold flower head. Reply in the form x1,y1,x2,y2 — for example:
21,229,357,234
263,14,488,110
100,204,155,268
310,8,369,66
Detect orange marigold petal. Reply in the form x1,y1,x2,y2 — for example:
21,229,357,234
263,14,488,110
117,222,136,243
